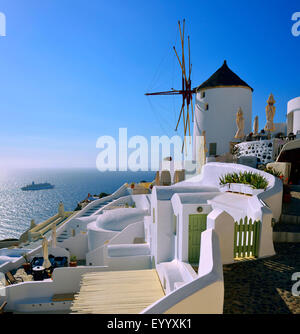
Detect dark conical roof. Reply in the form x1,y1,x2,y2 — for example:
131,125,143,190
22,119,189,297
195,60,253,92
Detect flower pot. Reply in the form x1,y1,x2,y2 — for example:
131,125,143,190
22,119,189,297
69,261,77,267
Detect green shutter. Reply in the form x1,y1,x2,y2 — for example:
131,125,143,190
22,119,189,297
188,214,207,264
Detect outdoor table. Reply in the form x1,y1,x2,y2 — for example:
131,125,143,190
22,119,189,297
32,266,45,281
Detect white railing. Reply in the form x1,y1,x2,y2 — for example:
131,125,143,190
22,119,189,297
141,229,224,314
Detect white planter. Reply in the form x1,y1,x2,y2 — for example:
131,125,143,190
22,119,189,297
230,183,242,193
241,184,253,195
252,188,265,196
219,183,265,196
219,184,229,193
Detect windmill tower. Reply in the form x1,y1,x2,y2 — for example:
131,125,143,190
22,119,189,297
193,61,253,159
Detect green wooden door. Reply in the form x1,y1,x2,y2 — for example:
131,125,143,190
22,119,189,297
188,214,208,264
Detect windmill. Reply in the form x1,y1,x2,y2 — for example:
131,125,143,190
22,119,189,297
145,19,195,152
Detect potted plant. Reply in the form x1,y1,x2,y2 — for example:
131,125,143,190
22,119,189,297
22,253,31,274
219,171,268,196
69,255,77,267
130,182,135,189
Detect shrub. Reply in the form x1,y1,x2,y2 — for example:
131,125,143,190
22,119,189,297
263,167,283,178
219,171,268,190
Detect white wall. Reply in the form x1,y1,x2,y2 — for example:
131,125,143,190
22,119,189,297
86,220,148,266
142,229,224,314
287,96,300,134
151,192,175,264
58,233,88,260
1,265,111,311
193,87,252,158
181,162,283,222
206,209,235,264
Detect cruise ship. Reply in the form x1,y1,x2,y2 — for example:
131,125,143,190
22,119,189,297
21,182,55,191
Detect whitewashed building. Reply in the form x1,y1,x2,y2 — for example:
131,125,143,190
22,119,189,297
193,60,253,159
287,96,300,136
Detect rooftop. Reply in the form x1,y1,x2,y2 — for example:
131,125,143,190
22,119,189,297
195,60,253,92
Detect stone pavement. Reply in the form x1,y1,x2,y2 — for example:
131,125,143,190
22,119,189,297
223,243,300,314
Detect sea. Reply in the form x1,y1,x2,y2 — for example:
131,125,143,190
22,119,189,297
0,168,155,240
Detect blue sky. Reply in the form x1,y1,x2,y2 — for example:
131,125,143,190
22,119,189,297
0,0,299,168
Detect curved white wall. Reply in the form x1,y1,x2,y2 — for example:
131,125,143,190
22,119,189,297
287,96,300,134
193,87,252,158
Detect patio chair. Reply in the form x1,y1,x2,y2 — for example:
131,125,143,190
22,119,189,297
53,256,68,268
30,256,44,268
5,271,23,285
0,301,7,314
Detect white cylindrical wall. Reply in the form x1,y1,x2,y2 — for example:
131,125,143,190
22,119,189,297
287,97,300,134
193,87,252,158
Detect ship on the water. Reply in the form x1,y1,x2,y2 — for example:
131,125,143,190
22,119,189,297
21,181,55,191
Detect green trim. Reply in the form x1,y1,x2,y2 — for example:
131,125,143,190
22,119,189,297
234,217,261,258
188,214,207,264
173,215,177,235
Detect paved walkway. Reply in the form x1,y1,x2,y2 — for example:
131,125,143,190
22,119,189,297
223,242,300,314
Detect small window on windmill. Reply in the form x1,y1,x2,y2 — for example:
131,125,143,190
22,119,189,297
205,103,209,111
209,143,217,156
201,91,206,99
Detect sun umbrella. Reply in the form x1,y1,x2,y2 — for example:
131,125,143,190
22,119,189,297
234,107,245,139
51,223,56,248
42,237,51,269
197,132,207,173
264,93,276,132
253,116,259,135
202,131,208,154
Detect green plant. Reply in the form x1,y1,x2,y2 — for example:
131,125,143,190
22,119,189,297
125,203,129,208
70,255,77,262
219,171,268,190
263,167,283,178
131,202,136,208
